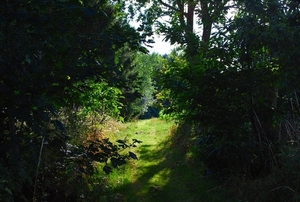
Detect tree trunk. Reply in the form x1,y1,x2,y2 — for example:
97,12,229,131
200,0,212,44
184,0,199,58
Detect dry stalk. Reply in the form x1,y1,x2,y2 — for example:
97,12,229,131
33,136,45,202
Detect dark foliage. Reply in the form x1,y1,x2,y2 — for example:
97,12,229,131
0,0,143,201
156,0,300,179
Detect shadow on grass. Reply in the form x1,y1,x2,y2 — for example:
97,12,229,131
110,119,235,202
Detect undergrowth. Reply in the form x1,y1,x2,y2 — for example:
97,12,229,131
225,144,300,202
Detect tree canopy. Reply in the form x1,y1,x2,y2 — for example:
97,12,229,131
136,0,300,177
0,0,145,200
2,0,300,200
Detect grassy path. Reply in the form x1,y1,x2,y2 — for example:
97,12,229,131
107,118,233,202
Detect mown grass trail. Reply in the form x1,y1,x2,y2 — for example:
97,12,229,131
107,118,234,202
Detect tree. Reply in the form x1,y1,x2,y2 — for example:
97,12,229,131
0,0,143,200
131,0,232,57
142,0,300,177
133,53,166,118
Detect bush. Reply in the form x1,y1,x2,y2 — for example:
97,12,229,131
225,144,300,202
196,130,279,179
30,107,141,201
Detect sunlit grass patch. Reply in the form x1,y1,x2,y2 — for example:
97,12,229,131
148,167,171,186
103,118,237,202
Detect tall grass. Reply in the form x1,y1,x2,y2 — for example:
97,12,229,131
224,94,300,202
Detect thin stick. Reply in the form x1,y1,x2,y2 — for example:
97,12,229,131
33,136,45,202
294,90,299,109
253,109,262,149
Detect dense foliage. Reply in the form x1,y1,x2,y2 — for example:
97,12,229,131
0,0,144,201
2,0,300,201
132,0,300,180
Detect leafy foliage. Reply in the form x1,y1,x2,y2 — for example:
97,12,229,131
155,0,300,179
114,50,165,120
130,0,232,57
0,0,144,200
133,53,166,119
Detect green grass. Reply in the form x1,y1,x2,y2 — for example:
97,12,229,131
104,118,236,202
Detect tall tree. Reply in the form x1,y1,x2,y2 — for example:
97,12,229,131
131,0,231,57
149,0,300,177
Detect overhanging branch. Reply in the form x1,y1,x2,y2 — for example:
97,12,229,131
157,0,180,12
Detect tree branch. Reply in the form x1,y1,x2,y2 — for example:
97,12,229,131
176,0,186,27
157,0,180,12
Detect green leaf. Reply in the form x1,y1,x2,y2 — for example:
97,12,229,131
103,165,112,174
116,139,125,144
129,151,138,160
111,157,126,168
5,187,12,195
132,139,142,144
